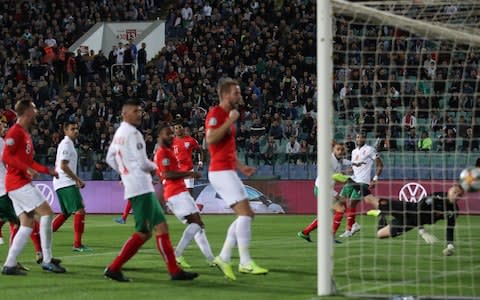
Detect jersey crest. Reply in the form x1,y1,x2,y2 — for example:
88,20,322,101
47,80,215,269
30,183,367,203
5,138,14,146
208,117,217,126
162,158,170,166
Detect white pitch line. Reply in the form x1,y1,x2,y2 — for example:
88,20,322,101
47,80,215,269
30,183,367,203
350,264,480,294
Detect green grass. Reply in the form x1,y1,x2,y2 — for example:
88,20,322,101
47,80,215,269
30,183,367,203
0,215,479,300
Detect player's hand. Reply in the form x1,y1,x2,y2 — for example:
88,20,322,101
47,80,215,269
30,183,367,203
229,109,240,122
49,168,59,179
76,179,85,189
442,244,455,256
27,168,39,179
419,229,438,244
191,171,201,179
369,180,377,189
239,165,256,177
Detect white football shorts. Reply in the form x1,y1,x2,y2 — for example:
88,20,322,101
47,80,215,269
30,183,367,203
166,191,199,223
208,170,248,207
9,183,48,216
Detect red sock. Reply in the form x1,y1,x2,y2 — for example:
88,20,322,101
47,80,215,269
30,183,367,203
332,211,344,234
109,233,145,272
52,214,68,232
30,221,42,252
302,219,318,235
122,201,132,220
9,222,18,246
346,207,356,231
0,220,4,237
156,233,181,275
74,213,85,248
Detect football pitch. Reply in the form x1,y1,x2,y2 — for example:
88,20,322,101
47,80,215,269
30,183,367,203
0,215,479,300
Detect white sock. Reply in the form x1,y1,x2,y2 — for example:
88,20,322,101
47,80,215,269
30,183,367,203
236,216,252,266
40,215,53,264
194,229,214,261
219,219,237,262
175,223,201,258
4,226,32,267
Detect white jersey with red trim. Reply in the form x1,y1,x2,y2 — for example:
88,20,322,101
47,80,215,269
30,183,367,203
106,121,157,199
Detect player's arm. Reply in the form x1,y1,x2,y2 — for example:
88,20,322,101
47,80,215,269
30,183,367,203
106,143,120,173
370,155,384,187
131,132,157,172
237,160,255,176
155,150,199,180
205,110,238,145
60,160,85,188
193,138,204,168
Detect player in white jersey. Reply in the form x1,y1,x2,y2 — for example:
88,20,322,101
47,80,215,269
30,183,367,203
297,142,351,243
51,121,91,252
104,99,197,282
339,132,383,238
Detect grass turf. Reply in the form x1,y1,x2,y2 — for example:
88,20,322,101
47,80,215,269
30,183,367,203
0,214,478,300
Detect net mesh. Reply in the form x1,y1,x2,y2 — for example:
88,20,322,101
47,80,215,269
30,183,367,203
330,1,480,298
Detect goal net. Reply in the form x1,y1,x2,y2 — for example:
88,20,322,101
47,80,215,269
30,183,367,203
326,0,480,298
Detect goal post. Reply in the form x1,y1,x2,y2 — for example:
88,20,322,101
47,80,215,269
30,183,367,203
316,0,334,296
318,0,480,298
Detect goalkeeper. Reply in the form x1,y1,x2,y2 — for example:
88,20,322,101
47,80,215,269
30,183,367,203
366,184,464,256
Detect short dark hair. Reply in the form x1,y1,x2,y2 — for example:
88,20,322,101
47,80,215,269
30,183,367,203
15,100,33,116
157,122,172,135
63,120,77,129
123,99,141,108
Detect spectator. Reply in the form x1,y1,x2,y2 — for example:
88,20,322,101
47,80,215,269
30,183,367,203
417,131,433,151
262,136,279,165
404,128,417,151
269,120,284,141
286,135,301,164
462,127,479,152
91,161,105,180
441,128,456,152
402,110,417,131
137,42,147,78
245,135,261,166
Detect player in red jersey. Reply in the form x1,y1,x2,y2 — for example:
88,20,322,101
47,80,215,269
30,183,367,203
172,123,203,195
2,100,66,275
155,124,215,268
205,78,268,281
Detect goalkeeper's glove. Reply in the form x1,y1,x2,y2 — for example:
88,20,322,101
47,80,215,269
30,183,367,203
442,244,455,256
418,228,438,244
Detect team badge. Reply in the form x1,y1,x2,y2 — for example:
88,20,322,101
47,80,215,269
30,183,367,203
162,158,170,166
136,143,143,150
185,142,190,149
208,117,217,126
5,138,14,146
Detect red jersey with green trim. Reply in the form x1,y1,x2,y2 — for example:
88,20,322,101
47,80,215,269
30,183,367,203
2,123,49,191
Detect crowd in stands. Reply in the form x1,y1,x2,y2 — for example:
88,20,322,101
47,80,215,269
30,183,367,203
0,0,477,181
333,3,480,154
0,0,318,179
